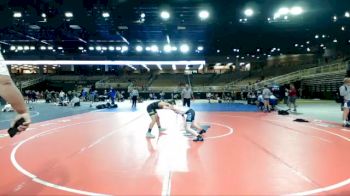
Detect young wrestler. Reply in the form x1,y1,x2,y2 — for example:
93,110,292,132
146,100,174,138
170,103,207,142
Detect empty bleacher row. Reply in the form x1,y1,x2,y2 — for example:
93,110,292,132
302,72,345,93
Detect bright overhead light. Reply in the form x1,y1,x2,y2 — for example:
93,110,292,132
96,46,102,51
150,45,159,52
180,44,190,53
172,46,177,51
121,46,128,52
24,46,29,50
41,13,46,18
172,64,176,70
17,46,23,51
145,47,151,51
57,46,63,50
13,12,22,18
78,47,84,50
197,46,204,51
102,12,110,18
40,46,46,50
333,39,338,43
136,45,143,52
141,13,146,18
88,46,94,51
30,46,35,50
342,26,346,31
116,46,121,51
199,10,210,20
108,46,115,51
102,46,107,51
333,16,338,21
244,8,254,17
345,12,350,18
160,11,170,20
65,12,73,18
10,46,16,51
307,48,310,52
47,46,53,50
278,7,290,15
315,34,319,39
3,60,206,67
290,6,303,15
163,44,172,53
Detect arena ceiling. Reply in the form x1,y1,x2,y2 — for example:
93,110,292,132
0,0,349,62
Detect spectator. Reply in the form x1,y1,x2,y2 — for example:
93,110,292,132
70,94,80,107
288,84,298,112
262,85,272,112
206,92,212,103
339,78,350,127
59,90,65,102
284,88,289,105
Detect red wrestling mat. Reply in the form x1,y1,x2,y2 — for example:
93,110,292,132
1,110,350,195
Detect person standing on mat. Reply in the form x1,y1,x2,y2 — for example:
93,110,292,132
262,85,272,112
340,78,350,127
131,88,139,108
288,84,298,112
181,84,194,107
170,104,206,142
0,52,31,132
146,100,174,138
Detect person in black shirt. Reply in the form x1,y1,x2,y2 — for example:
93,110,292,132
146,100,174,138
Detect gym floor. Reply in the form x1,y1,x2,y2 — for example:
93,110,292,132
1,100,349,195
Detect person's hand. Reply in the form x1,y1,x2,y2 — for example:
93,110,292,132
12,112,31,132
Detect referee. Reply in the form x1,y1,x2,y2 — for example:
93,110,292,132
131,88,139,108
181,84,194,107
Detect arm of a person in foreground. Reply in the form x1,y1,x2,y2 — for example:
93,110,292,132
0,76,31,131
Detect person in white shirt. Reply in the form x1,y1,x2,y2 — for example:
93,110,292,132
262,85,272,112
181,84,194,107
0,52,30,133
206,92,212,103
59,90,65,102
2,103,14,112
70,95,80,107
340,78,350,127
257,94,264,111
170,103,207,142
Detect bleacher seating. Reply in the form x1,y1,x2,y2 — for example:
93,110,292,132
151,74,187,87
190,74,215,86
302,72,345,92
